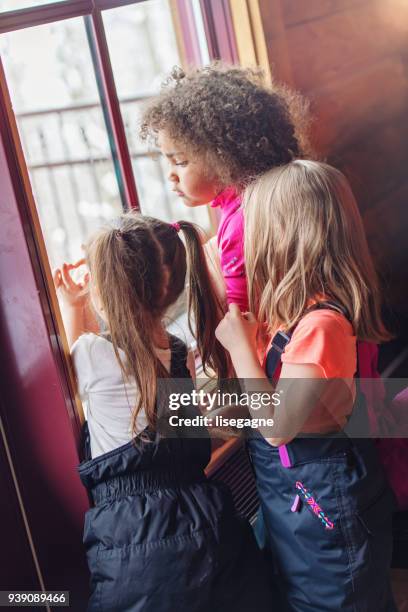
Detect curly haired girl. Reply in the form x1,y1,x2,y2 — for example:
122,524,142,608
141,63,309,367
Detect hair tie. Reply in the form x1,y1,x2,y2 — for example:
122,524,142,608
171,222,181,233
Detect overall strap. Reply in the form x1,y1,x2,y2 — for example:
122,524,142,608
265,330,293,467
266,301,349,379
265,330,292,379
168,334,191,379
80,421,92,462
265,301,350,468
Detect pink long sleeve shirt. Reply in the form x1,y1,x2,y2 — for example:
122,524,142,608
211,188,249,312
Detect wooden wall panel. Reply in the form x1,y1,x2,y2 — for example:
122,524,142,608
283,0,366,26
253,0,294,84
363,182,408,310
333,120,408,212
286,2,408,92
311,57,408,152
364,183,408,257
258,0,408,315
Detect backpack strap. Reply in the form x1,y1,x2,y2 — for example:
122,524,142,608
265,301,350,468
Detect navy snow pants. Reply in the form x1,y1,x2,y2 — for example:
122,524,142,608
247,434,397,611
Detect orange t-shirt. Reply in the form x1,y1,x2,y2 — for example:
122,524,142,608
270,309,357,433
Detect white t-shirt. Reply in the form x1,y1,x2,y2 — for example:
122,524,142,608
71,333,195,459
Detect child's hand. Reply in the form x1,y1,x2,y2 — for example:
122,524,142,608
53,259,89,308
215,303,258,356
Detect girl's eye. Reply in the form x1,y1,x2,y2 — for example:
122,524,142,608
175,161,188,167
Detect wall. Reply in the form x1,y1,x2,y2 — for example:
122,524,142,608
258,0,408,326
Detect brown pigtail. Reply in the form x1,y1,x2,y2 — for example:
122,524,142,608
86,211,232,439
177,221,230,379
87,216,169,438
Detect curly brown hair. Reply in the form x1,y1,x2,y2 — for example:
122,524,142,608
140,63,311,188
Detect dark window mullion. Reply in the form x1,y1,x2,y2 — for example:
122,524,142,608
85,8,140,210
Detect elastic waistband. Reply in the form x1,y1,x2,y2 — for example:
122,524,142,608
91,467,206,505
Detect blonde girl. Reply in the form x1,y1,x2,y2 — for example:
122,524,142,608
216,161,396,611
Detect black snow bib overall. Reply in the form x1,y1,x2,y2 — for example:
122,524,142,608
78,335,273,612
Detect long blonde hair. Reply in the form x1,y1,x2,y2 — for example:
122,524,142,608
86,212,228,437
244,160,389,342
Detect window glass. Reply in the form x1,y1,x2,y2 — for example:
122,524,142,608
0,0,214,358
103,0,212,232
0,18,124,267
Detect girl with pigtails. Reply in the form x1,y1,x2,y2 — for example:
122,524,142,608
54,212,273,612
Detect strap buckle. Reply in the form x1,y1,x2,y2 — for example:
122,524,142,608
271,330,292,354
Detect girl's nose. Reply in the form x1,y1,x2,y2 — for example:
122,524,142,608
168,169,179,183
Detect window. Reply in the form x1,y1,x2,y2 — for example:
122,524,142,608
0,0,213,269
0,0,239,408
1,17,124,267
102,2,211,230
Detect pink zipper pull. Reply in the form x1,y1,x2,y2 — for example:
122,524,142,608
291,494,301,512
